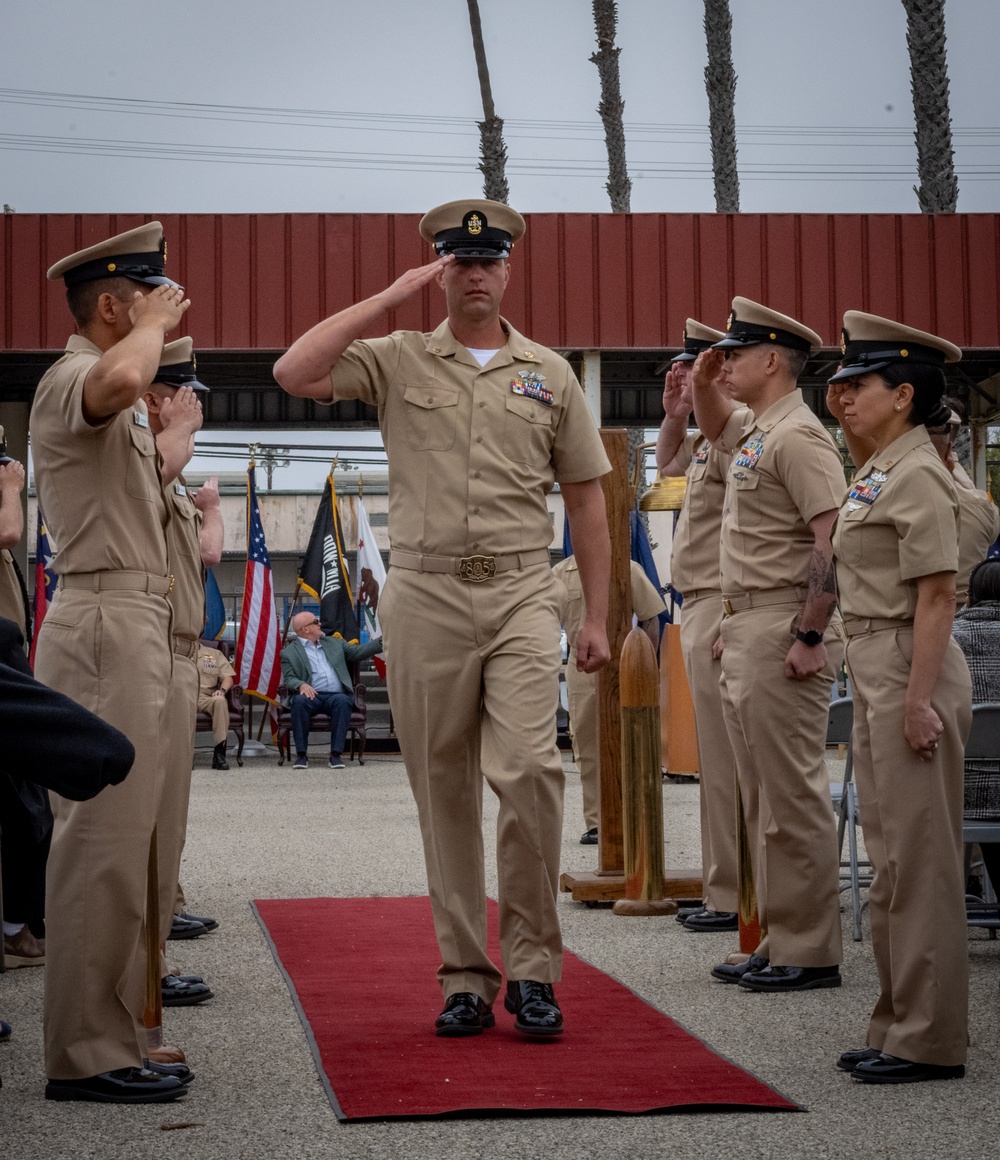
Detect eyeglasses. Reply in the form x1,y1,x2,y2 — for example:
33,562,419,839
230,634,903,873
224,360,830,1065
306,619,321,627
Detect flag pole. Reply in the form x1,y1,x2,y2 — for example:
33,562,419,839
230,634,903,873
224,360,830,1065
281,579,303,645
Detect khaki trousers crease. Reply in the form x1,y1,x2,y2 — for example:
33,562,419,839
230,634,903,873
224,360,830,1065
846,629,971,1065
719,602,843,967
379,564,564,1005
157,652,199,976
564,655,599,830
36,587,172,1079
679,592,739,913
196,692,230,745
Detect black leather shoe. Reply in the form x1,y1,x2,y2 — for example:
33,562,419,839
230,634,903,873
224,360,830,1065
212,742,229,770
45,1067,186,1103
162,975,214,1007
434,992,495,1037
168,915,207,940
675,904,706,924
837,1047,882,1073
504,980,564,1036
177,910,219,933
684,909,738,932
580,828,598,845
852,1053,965,1084
738,964,841,992
143,1059,195,1085
711,954,767,984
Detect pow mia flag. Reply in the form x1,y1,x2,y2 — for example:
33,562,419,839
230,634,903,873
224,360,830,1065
299,475,360,642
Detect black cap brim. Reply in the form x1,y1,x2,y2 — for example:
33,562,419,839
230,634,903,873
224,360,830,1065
828,359,894,384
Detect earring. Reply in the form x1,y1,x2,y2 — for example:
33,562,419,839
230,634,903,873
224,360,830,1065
894,405,901,412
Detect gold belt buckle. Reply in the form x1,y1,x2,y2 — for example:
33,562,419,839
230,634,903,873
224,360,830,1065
722,598,734,616
459,555,497,582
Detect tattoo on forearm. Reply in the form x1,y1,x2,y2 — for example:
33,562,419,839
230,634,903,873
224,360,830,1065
808,548,838,603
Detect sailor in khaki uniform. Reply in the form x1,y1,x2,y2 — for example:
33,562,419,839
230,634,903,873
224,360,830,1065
0,431,29,637
142,339,223,1008
656,321,741,931
196,643,236,748
30,222,192,1102
275,199,611,1038
552,556,665,842
828,313,972,1084
692,298,845,991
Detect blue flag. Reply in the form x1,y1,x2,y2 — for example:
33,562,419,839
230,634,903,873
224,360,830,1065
204,566,226,640
630,511,672,634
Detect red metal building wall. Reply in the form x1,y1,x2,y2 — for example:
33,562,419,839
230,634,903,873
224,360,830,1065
3,212,999,352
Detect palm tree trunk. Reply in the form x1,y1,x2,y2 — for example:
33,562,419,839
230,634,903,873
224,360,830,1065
703,0,740,213
901,0,958,212
466,0,509,204
590,0,631,213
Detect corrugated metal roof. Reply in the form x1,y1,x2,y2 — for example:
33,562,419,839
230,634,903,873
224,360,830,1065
3,212,998,351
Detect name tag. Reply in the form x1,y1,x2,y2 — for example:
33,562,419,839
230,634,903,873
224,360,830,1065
132,410,149,428
693,441,710,465
174,482,188,497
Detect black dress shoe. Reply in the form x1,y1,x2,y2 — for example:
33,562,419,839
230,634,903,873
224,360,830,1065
434,992,495,1037
852,1053,965,1084
738,964,841,992
676,904,706,924
45,1067,186,1103
683,909,738,932
143,1059,195,1085
504,980,564,1036
162,975,214,1007
579,827,599,845
837,1047,882,1073
177,910,219,933
711,954,768,984
168,915,208,941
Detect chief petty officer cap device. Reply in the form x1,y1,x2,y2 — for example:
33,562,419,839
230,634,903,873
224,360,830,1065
47,221,180,289
419,199,526,260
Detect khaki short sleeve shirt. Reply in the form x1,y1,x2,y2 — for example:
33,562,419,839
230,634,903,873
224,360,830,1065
197,647,235,694
553,557,664,651
718,390,845,594
329,319,611,556
956,486,1000,605
165,475,205,640
0,550,25,628
29,336,168,577
833,425,959,620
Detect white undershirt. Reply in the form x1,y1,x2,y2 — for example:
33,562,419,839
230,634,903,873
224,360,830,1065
466,348,501,367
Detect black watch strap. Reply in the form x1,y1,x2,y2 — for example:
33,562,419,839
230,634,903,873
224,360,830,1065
795,628,824,647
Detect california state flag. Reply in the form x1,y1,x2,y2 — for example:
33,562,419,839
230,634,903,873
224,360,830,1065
356,498,387,680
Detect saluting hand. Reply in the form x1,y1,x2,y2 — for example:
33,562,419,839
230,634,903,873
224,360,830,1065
826,381,849,425
692,348,725,392
194,476,220,512
158,384,203,435
377,256,454,311
662,366,693,419
0,459,26,494
129,284,191,333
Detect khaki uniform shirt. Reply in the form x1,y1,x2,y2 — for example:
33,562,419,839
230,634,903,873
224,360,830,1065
329,319,610,555
30,336,168,577
833,425,959,621
956,485,1000,606
717,390,845,595
0,549,25,630
670,412,749,596
197,647,235,694
553,557,664,652
165,475,205,641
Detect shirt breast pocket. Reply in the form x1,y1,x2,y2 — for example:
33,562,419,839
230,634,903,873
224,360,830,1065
503,393,554,465
730,469,762,528
836,502,874,567
402,384,460,451
125,423,158,502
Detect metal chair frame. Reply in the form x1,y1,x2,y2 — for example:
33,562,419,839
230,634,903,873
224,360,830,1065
827,696,872,941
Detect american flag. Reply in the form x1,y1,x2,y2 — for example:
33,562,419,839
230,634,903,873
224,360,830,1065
235,467,281,707
30,512,57,670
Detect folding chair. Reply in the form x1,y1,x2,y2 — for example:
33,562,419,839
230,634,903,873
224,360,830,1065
962,702,1000,937
827,696,871,941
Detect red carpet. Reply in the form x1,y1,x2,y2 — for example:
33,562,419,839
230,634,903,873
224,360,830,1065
252,896,800,1121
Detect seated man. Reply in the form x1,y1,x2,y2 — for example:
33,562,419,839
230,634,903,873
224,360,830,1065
280,611,382,769
196,643,236,770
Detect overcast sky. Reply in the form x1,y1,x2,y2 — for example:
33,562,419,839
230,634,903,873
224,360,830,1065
7,1,999,489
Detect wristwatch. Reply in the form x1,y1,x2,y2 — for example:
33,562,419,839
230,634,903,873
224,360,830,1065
795,628,824,647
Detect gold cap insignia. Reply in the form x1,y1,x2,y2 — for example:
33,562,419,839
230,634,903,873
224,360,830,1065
769,332,777,340
727,311,735,330
899,348,908,357
107,262,116,272
467,213,483,236
192,353,197,372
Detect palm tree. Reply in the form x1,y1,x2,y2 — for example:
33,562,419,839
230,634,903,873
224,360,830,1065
901,0,958,212
590,0,631,212
703,0,740,213
466,0,509,204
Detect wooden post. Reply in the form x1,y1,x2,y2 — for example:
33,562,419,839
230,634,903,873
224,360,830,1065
612,628,677,916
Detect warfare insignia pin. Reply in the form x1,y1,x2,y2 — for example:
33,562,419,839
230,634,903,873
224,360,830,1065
870,470,888,483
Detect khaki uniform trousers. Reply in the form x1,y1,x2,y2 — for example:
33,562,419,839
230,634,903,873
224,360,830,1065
564,653,599,831
679,592,739,914
35,587,172,1080
846,627,971,1065
719,602,844,967
197,690,231,744
157,645,200,972
379,563,564,1004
